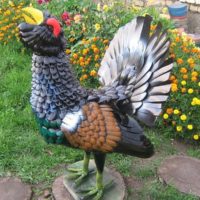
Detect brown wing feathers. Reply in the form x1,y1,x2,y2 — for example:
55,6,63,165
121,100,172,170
62,102,121,152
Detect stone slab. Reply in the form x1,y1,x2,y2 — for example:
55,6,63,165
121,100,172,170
158,155,200,197
0,177,32,200
52,160,126,200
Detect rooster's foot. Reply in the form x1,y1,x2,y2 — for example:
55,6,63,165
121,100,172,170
79,180,113,200
67,167,94,186
66,151,92,186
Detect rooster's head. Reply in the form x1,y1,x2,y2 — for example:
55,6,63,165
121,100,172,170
19,7,66,56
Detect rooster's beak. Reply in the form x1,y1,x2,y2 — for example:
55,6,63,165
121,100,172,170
22,7,44,25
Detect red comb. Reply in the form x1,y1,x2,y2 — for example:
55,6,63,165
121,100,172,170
46,18,61,37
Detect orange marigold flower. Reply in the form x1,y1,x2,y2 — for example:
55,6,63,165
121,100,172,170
170,54,176,58
93,48,99,54
93,37,98,42
190,63,195,68
85,60,89,65
73,53,78,59
182,74,188,80
90,70,97,77
91,44,96,49
171,83,178,92
79,57,84,62
177,58,184,65
166,108,173,115
181,87,186,93
150,25,156,31
180,67,187,74
95,55,99,61
169,75,176,81
173,79,178,84
80,61,85,67
175,36,180,42
103,39,109,44
192,48,198,53
82,74,88,79
191,76,197,82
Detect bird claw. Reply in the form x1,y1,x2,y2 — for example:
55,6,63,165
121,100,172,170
79,180,114,200
66,167,95,186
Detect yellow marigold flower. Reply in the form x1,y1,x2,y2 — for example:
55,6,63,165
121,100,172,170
177,59,184,65
66,49,71,54
193,134,199,140
95,63,100,67
174,109,180,115
82,49,88,55
188,88,194,94
180,114,187,121
176,125,183,132
166,108,173,115
163,113,169,119
187,124,193,130
69,38,75,43
90,70,97,77
181,80,186,86
191,71,198,77
187,57,195,65
171,83,178,92
95,23,101,32
103,5,109,12
199,82,200,87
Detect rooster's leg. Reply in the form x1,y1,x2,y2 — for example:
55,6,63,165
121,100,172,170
67,151,92,185
80,152,112,200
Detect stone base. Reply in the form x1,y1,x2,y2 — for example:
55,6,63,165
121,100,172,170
158,155,200,197
0,177,32,200
52,160,126,200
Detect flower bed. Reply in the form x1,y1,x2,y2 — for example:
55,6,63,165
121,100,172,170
161,30,200,141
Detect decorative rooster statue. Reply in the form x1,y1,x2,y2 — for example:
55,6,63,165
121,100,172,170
19,7,173,199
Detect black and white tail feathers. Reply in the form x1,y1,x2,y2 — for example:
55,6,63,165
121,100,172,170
98,15,173,126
